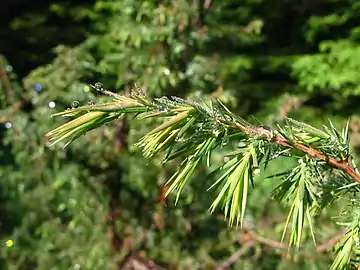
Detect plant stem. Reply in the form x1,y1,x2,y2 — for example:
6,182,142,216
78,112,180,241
231,121,360,184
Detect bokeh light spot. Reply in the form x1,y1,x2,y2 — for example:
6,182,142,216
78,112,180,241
48,101,56,108
6,240,13,247
34,83,42,91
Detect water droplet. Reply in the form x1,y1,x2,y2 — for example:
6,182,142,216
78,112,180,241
5,122,12,129
157,105,167,112
71,101,80,109
87,101,96,106
34,83,42,91
48,101,56,108
94,82,103,90
223,157,230,163
252,166,261,175
224,115,232,121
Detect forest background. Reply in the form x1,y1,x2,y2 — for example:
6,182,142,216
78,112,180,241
1,0,360,269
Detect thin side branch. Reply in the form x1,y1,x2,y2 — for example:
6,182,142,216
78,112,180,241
248,228,345,252
215,248,247,270
216,227,345,269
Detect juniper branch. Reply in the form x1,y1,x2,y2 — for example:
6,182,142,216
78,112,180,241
47,86,358,180
46,85,360,269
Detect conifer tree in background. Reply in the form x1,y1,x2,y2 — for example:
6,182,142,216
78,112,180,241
1,0,360,269
0,1,271,269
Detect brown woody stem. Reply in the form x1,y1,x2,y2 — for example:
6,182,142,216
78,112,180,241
232,121,360,184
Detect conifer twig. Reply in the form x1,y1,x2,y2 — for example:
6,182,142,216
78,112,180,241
230,121,360,183
46,87,360,269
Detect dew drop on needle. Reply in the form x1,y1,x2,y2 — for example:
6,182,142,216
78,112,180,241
71,101,80,109
94,82,103,90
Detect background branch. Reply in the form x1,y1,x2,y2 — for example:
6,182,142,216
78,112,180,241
215,226,345,269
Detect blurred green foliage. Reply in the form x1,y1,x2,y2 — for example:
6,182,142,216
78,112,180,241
0,0,360,269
